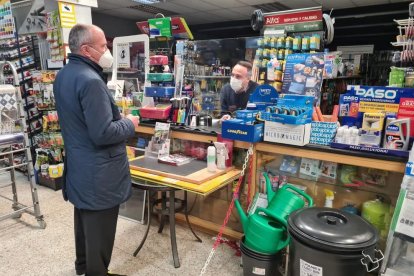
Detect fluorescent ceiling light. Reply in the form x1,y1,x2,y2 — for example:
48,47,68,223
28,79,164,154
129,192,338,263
133,0,160,4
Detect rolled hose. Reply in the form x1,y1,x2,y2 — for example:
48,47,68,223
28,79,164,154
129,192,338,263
323,13,335,45
251,9,263,31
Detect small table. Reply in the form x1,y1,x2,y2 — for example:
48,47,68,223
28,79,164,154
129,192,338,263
131,180,202,268
130,162,240,268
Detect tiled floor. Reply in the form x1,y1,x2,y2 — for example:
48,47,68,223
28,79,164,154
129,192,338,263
0,172,243,276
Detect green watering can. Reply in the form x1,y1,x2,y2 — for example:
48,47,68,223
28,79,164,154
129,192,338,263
235,198,290,254
264,172,314,223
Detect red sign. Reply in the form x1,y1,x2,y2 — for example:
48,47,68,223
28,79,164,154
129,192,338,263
264,9,322,26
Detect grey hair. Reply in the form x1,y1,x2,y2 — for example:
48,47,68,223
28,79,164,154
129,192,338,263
68,24,93,54
237,60,253,77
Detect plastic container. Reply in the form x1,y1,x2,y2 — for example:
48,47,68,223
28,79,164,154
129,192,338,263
149,55,168,65
139,104,171,120
288,207,381,276
240,236,283,276
146,73,173,82
144,86,175,98
207,141,216,172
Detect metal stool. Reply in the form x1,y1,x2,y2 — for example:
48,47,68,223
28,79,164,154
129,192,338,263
132,181,202,268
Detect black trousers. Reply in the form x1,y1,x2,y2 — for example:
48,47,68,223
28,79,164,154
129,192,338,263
74,205,120,276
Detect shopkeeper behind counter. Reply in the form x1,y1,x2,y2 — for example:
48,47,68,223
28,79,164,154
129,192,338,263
220,61,258,119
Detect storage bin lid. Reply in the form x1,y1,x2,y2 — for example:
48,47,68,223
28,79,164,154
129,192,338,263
288,207,378,253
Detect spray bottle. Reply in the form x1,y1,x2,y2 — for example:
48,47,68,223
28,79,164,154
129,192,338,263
213,142,229,170
207,140,216,173
324,189,335,208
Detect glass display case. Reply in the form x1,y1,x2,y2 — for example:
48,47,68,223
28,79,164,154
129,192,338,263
134,125,407,243
255,143,404,248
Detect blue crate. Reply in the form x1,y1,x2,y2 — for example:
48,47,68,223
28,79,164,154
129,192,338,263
144,86,175,98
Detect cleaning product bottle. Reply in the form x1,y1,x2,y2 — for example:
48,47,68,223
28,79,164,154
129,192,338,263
213,142,228,170
324,189,334,207
207,140,216,173
401,145,414,191
383,117,410,150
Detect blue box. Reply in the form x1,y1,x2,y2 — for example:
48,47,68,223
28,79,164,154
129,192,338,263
144,86,175,98
310,122,338,145
236,110,259,124
221,119,264,143
258,94,314,125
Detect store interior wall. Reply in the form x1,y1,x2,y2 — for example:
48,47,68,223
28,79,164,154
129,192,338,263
92,12,139,38
91,2,409,51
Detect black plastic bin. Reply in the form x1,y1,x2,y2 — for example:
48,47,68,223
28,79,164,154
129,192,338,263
287,207,381,276
240,236,283,276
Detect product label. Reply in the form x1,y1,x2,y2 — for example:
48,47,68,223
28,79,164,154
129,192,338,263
395,191,414,238
263,9,322,26
252,267,266,275
398,98,414,136
300,259,323,276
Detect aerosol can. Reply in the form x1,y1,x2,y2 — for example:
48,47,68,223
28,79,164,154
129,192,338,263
383,118,410,151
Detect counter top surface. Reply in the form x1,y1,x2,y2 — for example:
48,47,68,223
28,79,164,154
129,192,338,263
137,122,408,164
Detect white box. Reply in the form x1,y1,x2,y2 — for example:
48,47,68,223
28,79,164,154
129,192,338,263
264,122,311,146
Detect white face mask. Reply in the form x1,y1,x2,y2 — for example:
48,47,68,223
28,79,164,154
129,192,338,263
97,49,114,69
230,77,243,92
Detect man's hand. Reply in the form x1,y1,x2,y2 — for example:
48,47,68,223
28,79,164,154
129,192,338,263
220,114,232,122
228,105,237,112
126,114,139,128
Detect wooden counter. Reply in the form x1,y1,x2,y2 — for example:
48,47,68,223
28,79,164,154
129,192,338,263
135,125,406,239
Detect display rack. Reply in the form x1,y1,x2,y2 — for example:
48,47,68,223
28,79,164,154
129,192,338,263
0,34,40,171
0,60,45,228
30,70,64,190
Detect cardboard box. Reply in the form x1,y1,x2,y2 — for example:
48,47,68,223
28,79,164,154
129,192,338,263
221,119,264,143
264,121,311,146
310,121,338,145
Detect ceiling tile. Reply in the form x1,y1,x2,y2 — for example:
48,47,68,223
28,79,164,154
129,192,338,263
151,2,199,14
321,0,357,9
351,0,390,6
167,0,219,11
390,0,411,2
201,0,249,9
209,9,250,20
231,6,255,16
184,11,227,24
237,0,281,5
276,0,321,10
95,1,119,10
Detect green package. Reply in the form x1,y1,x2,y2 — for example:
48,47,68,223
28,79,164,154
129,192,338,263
148,17,172,38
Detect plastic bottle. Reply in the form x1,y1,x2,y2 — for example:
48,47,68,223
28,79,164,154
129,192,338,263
401,146,414,191
335,127,344,143
207,141,216,173
351,128,359,145
324,189,334,208
344,128,351,144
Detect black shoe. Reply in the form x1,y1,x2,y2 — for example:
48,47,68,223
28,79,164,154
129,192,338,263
76,270,85,276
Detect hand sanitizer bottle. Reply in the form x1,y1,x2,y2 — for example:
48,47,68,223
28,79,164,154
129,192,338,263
207,141,216,172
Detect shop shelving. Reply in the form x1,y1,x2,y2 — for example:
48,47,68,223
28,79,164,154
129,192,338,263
135,124,405,240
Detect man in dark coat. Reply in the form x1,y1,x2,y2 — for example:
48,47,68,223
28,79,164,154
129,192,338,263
53,24,139,276
220,60,258,119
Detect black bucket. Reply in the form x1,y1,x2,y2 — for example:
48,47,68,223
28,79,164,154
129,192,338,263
240,237,283,276
287,207,380,276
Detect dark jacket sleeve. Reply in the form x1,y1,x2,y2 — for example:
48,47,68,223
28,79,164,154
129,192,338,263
80,78,135,146
220,85,229,115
